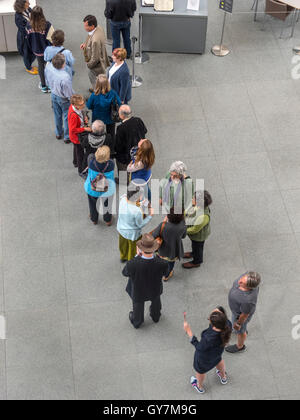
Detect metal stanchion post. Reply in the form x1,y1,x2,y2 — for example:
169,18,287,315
211,11,230,57
131,37,143,88
135,15,150,64
106,19,113,46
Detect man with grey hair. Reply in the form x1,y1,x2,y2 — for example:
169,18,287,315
159,161,195,214
115,105,147,183
45,53,74,143
226,272,261,354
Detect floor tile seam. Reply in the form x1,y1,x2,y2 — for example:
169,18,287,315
66,297,131,311
55,177,77,400
210,77,281,397
200,82,249,274
0,212,7,399
244,74,297,237
265,145,300,247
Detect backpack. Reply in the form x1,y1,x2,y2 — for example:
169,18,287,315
90,160,110,193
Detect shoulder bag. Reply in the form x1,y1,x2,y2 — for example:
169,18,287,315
151,218,167,249
91,161,110,192
110,96,121,123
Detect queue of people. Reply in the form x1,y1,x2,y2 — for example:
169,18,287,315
13,0,262,398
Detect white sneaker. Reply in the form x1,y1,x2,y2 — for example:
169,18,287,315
190,376,205,394
216,370,228,385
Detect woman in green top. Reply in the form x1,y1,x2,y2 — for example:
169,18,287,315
183,190,212,269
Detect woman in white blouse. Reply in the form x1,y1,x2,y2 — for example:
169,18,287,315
108,48,132,104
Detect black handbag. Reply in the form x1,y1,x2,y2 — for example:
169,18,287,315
110,97,121,123
78,131,90,148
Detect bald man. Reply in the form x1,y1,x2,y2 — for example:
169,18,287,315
115,105,147,183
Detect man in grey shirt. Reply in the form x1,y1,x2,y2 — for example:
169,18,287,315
226,272,261,354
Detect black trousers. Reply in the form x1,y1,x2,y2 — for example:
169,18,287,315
192,240,205,265
73,143,85,174
106,123,116,154
131,296,162,328
87,194,112,223
36,55,46,87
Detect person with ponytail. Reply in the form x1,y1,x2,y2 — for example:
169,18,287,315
184,307,232,395
26,6,53,93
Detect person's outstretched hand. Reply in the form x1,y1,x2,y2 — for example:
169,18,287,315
184,321,193,338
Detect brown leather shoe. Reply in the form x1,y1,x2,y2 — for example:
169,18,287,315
163,270,174,282
184,252,193,259
182,262,201,269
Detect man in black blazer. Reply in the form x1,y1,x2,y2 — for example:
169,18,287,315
122,234,169,329
105,0,137,59
115,105,147,183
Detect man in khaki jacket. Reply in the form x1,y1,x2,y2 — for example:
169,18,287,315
80,15,110,91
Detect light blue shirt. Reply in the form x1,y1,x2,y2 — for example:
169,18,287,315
117,196,152,241
44,46,75,79
45,63,74,99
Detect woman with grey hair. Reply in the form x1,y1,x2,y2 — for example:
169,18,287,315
82,120,115,172
183,190,212,269
159,161,194,213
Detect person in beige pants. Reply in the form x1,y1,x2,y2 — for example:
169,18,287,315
80,15,110,91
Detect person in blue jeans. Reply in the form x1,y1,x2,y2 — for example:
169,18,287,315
45,54,74,143
105,0,137,59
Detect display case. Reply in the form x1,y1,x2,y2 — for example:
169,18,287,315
139,0,208,54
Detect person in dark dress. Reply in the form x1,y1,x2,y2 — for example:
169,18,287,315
152,208,187,282
184,307,232,394
14,0,37,74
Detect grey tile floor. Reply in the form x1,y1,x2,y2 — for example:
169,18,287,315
0,0,300,400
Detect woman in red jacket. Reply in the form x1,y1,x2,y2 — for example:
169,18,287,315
68,94,92,176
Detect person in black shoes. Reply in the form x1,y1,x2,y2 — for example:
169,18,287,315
115,105,147,183
122,234,168,329
183,190,212,269
105,0,137,59
226,272,261,354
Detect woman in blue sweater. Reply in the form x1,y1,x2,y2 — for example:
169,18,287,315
108,48,132,104
84,146,115,226
184,307,232,395
26,6,52,93
86,74,121,143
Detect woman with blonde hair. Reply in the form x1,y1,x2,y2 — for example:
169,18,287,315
86,74,121,142
84,145,115,226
